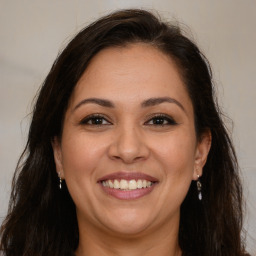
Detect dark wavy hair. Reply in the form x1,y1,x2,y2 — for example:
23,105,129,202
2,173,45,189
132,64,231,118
0,9,249,256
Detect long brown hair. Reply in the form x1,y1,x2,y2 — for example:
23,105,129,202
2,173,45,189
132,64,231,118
0,9,249,256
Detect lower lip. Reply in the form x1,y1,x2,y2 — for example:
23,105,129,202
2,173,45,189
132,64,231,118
99,183,156,200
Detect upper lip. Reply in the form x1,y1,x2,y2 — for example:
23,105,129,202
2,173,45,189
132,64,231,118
98,172,158,182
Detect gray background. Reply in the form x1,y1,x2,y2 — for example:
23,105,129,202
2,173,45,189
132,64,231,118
0,0,255,254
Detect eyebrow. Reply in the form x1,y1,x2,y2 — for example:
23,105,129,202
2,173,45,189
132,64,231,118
72,98,115,112
141,97,185,112
72,96,185,113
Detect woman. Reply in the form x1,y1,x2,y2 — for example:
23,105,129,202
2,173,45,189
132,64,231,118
0,9,249,256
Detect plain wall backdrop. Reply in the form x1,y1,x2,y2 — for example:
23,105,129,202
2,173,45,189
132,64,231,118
0,0,255,254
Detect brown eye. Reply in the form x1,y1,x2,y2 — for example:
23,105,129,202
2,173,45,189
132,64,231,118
80,115,111,125
145,115,177,126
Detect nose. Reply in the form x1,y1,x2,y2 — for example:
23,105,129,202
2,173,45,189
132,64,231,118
108,124,150,164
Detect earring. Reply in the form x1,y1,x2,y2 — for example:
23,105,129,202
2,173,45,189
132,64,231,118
58,172,62,190
197,174,202,200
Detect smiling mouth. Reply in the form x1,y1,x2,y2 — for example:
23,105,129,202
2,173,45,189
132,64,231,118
101,179,154,190
98,172,158,200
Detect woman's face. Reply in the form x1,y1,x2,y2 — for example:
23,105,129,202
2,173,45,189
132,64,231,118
53,44,210,237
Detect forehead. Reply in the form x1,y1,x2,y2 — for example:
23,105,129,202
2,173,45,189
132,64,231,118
69,43,192,112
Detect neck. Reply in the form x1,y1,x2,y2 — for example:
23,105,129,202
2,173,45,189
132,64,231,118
75,215,181,256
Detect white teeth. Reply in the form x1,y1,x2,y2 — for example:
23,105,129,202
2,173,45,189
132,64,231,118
102,179,153,190
109,180,114,188
128,179,137,190
114,179,120,189
137,179,143,189
120,179,129,189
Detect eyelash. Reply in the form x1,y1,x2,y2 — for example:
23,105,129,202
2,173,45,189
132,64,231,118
79,114,177,126
144,114,178,126
80,114,111,126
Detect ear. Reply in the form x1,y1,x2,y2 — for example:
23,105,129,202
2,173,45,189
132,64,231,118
51,136,65,179
193,129,212,180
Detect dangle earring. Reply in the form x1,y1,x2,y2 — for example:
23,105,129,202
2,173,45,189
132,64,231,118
197,174,202,200
58,172,62,190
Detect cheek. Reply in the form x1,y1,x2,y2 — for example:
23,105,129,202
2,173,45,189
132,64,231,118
59,134,107,211
61,133,106,174
154,131,196,172
144,131,196,219
152,131,196,201
59,134,107,205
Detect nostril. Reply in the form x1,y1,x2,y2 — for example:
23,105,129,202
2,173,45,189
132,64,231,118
110,152,148,164
107,130,150,163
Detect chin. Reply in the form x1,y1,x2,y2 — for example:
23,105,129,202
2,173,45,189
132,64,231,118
100,209,154,236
